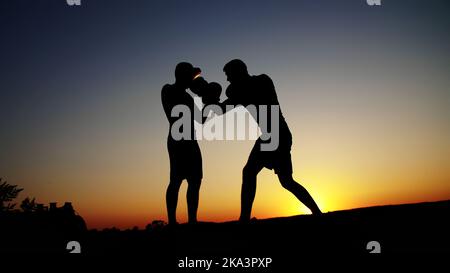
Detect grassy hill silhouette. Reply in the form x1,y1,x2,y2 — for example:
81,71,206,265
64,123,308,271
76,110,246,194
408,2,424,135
82,200,449,265
1,200,449,269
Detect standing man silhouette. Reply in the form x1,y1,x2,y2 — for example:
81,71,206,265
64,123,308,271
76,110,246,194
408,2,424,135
220,59,322,222
161,62,203,225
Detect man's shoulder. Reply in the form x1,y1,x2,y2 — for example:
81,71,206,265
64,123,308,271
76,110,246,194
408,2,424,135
162,83,174,93
251,74,275,92
253,74,273,82
252,74,274,89
161,83,176,99
161,85,175,109
162,84,193,105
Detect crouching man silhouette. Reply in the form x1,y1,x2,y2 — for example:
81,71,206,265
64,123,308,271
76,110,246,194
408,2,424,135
219,59,322,222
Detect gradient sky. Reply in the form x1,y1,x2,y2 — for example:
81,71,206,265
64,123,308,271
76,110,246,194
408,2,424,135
1,0,449,229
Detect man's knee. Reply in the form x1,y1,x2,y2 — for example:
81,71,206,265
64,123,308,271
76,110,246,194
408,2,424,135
278,174,295,189
243,164,258,179
187,177,201,188
168,179,182,188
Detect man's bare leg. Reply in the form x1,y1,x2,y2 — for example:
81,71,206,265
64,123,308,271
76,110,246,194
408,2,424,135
166,179,183,224
187,178,202,223
278,173,322,215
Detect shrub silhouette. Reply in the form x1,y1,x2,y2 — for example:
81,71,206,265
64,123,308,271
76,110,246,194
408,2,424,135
20,197,37,213
0,178,23,211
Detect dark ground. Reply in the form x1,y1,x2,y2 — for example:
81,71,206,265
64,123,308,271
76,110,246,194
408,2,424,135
1,200,449,270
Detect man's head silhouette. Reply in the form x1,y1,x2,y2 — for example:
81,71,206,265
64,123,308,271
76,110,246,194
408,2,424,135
223,59,249,84
175,62,201,89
